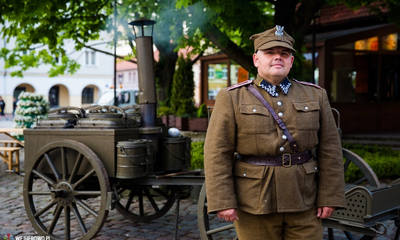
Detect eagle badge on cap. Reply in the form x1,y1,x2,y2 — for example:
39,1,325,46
275,25,284,41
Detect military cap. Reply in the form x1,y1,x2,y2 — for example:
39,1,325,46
250,25,296,53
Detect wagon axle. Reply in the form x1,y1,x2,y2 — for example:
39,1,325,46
51,183,74,204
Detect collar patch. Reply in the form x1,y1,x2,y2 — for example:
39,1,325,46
259,78,291,97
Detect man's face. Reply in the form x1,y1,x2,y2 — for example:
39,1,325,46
253,46,294,84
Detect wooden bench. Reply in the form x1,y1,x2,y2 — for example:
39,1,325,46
0,146,21,172
0,139,21,147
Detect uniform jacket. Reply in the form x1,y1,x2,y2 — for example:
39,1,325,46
204,75,346,215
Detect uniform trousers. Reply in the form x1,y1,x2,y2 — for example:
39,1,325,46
234,207,322,240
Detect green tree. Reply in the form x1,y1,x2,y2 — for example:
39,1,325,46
170,56,196,117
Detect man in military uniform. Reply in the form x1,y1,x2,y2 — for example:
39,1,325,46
204,26,346,239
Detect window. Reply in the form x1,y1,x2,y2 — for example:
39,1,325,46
331,32,400,103
203,58,249,104
118,74,123,85
54,55,62,65
383,33,398,51
49,86,60,108
85,51,96,66
208,66,215,79
222,67,228,79
82,87,94,104
355,36,379,51
207,63,228,100
19,50,30,56
14,87,26,99
117,91,130,104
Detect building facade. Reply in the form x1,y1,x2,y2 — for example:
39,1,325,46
0,33,115,114
304,5,400,133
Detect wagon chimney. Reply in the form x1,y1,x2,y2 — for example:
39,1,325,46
129,18,160,155
129,17,157,128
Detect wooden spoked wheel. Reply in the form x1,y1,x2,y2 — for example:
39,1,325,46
197,148,382,240
197,184,237,240
115,185,179,222
23,140,110,240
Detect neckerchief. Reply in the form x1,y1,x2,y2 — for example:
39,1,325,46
258,78,291,97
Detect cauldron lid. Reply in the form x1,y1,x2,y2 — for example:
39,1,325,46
48,113,77,119
86,112,123,118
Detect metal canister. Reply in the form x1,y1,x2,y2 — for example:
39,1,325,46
160,136,191,172
116,139,154,179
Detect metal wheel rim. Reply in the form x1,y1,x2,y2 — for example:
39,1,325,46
342,148,381,188
23,139,110,240
115,185,178,222
197,183,237,240
327,148,381,239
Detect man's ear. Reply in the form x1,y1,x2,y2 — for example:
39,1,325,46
253,53,259,68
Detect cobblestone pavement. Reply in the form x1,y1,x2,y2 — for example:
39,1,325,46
0,149,398,240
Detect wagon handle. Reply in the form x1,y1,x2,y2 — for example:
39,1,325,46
207,106,214,123
145,141,156,164
371,222,387,235
163,142,187,162
119,146,147,166
49,106,86,118
331,108,340,129
88,105,127,118
331,108,342,141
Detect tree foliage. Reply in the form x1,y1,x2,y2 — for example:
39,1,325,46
2,0,400,94
170,56,196,117
0,0,111,77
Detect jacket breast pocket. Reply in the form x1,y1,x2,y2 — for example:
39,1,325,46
301,159,319,206
292,101,320,130
238,104,272,133
233,160,265,212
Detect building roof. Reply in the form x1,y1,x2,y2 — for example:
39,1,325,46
311,3,388,34
319,4,374,26
116,59,137,71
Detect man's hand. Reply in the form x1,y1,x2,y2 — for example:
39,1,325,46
217,208,239,222
317,207,336,219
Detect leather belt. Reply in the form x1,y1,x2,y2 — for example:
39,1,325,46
237,151,313,167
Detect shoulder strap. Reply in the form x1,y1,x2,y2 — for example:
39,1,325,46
227,80,253,91
292,79,322,89
247,84,300,153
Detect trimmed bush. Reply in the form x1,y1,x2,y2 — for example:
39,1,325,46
343,143,400,182
190,141,204,170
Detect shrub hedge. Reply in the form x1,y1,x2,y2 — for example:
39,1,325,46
190,141,205,170
342,143,400,183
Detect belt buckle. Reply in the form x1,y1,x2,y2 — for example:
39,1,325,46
282,153,291,167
